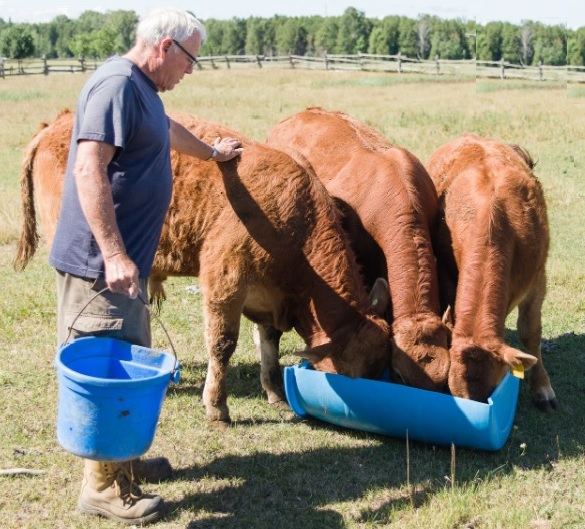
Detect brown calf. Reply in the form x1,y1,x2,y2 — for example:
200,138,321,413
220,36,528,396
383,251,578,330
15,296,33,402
15,110,392,427
426,133,556,411
266,107,451,392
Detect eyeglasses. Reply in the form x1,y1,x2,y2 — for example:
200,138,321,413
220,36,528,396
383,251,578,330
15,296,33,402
172,39,198,68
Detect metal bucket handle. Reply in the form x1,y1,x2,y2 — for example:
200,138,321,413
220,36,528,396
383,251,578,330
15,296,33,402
63,287,180,382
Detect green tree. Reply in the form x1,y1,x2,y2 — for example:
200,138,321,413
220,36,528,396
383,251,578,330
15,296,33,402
107,10,138,54
314,16,338,54
245,17,266,55
500,22,521,62
532,24,567,65
430,19,468,60
397,17,417,57
200,19,225,55
368,16,400,55
67,32,94,58
298,16,322,56
221,18,246,55
92,26,117,58
476,22,503,61
49,15,76,57
567,27,585,65
336,7,371,54
0,24,35,59
77,10,107,33
465,20,476,58
275,17,308,55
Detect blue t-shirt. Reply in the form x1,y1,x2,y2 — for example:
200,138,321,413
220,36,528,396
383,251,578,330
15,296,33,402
49,56,173,278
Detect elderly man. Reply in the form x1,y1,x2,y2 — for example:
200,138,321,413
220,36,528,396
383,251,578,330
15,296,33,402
49,7,242,525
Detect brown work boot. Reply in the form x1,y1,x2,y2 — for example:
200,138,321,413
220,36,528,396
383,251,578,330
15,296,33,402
121,457,173,483
78,459,164,525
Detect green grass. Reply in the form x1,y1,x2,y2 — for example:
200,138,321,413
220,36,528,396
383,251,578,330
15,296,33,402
568,85,585,98
476,80,566,93
1,70,584,528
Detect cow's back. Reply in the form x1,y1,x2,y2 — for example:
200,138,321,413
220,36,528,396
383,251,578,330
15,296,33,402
266,107,440,316
267,107,451,392
427,133,549,311
154,113,373,320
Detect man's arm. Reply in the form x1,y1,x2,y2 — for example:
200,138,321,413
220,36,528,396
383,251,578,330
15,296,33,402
169,118,243,162
74,139,140,298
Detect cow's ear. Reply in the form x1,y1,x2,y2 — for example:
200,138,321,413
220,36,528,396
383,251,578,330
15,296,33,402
498,344,538,370
369,277,390,317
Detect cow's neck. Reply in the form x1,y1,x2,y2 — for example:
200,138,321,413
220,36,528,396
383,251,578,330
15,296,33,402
453,247,511,340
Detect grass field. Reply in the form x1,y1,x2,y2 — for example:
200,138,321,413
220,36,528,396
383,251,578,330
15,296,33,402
1,70,585,529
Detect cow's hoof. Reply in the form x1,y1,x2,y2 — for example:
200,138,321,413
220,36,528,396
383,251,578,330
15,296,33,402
535,396,558,413
207,418,231,430
270,399,290,411
270,399,295,420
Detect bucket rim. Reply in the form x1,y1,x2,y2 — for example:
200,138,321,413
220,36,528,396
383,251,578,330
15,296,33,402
55,336,178,388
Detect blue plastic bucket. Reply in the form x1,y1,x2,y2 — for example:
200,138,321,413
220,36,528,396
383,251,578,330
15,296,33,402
55,336,180,461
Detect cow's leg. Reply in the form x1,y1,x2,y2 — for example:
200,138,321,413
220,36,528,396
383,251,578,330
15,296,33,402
201,289,244,429
253,324,287,407
516,271,557,412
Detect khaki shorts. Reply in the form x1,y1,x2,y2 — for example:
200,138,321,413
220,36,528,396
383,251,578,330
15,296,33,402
56,271,151,348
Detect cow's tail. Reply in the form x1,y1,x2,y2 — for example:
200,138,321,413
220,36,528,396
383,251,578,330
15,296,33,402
13,123,48,271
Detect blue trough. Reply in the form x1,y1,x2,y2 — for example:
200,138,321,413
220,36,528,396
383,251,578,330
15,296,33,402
284,361,520,451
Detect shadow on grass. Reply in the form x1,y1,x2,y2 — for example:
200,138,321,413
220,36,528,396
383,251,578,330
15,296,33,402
159,330,585,527
506,329,585,466
166,440,418,528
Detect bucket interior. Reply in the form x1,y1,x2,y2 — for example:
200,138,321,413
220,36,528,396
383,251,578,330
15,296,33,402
66,356,161,380
57,337,176,383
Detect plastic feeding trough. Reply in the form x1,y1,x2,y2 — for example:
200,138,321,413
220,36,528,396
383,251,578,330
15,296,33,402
55,336,180,461
284,361,520,451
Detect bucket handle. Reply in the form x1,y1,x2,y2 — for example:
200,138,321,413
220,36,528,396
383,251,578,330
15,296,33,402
63,287,180,382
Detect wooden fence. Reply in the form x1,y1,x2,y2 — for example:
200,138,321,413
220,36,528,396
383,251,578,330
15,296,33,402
0,57,101,77
2,54,584,83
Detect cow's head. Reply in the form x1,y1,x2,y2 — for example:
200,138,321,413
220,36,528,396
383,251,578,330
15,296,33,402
448,337,538,402
300,278,392,379
390,310,452,392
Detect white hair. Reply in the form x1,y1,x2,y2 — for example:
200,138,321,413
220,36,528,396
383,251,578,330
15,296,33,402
136,7,207,45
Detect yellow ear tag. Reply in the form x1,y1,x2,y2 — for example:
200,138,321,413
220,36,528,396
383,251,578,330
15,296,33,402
511,364,525,379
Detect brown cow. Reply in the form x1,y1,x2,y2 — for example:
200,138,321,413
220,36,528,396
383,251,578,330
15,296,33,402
265,107,451,392
15,109,392,427
426,133,557,411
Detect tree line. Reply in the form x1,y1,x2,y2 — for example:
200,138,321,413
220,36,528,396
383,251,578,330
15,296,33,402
1,7,583,66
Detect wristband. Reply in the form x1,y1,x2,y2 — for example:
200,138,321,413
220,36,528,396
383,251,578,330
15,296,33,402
207,147,218,161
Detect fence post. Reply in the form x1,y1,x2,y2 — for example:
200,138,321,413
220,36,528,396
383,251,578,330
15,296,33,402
78,57,86,73
256,55,262,68
0,58,5,79
324,53,329,70
397,52,402,73
43,55,48,75
500,58,505,79
225,56,230,69
538,60,543,81
289,55,296,69
435,54,440,75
